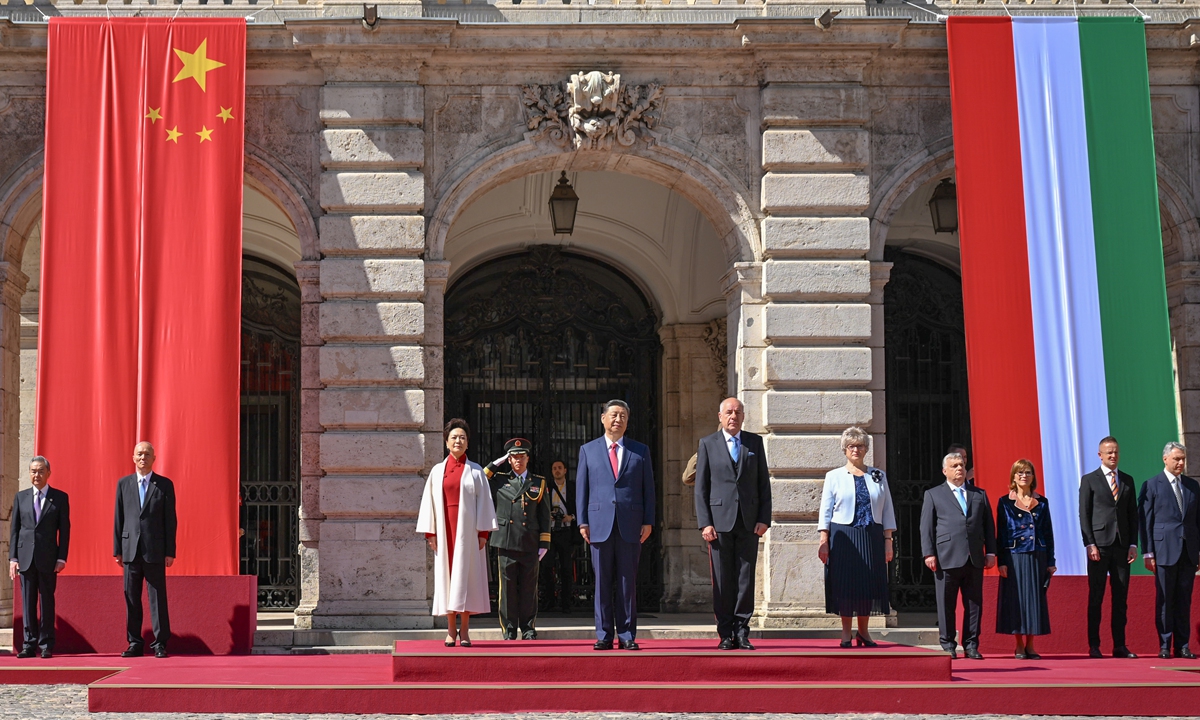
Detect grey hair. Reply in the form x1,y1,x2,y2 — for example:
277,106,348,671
602,399,630,415
943,452,965,469
1163,441,1187,458
840,426,870,452
29,456,49,472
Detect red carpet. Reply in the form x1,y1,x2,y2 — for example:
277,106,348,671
1,642,1198,715
392,639,950,683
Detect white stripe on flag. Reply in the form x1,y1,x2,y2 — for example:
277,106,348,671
1012,17,1108,576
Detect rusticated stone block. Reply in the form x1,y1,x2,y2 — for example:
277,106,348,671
320,259,424,299
769,478,824,519
319,345,424,386
319,302,424,342
761,173,869,215
762,129,869,171
319,388,425,429
761,85,868,127
765,434,874,475
764,525,827,607
321,128,424,169
318,475,426,517
762,217,870,259
763,260,871,300
763,390,873,431
320,171,423,213
762,304,871,343
318,216,425,257
320,85,424,127
319,432,424,473
763,347,872,387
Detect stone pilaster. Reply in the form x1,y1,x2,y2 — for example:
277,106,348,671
658,323,727,613
1165,261,1200,452
0,262,29,627
294,260,324,629
753,80,883,627
298,80,432,630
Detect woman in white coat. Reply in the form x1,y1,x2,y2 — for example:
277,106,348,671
817,426,897,648
417,418,498,647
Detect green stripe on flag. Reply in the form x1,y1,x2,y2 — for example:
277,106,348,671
1079,18,1178,505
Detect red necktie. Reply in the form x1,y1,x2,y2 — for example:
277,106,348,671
609,443,620,479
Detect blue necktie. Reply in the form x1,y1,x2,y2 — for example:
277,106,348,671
139,477,148,508
729,435,740,462
955,486,968,515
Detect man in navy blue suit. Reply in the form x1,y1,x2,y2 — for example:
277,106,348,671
1139,441,1200,659
577,399,655,650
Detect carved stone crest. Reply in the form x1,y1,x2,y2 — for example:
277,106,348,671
522,71,664,150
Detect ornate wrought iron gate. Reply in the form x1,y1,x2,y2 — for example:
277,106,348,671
884,250,972,612
240,257,302,610
445,247,663,611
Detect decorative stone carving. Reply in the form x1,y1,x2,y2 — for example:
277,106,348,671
521,72,664,150
703,317,727,391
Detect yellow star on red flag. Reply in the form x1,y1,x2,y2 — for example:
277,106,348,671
172,39,225,92
196,126,214,143
217,107,234,123
145,107,163,123
166,126,182,143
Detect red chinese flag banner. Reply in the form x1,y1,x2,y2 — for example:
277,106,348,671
39,19,244,575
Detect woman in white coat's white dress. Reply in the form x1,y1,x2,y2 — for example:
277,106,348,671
416,418,498,646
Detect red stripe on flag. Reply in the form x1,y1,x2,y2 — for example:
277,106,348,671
947,18,1044,498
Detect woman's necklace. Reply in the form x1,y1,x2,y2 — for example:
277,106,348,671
1015,493,1035,512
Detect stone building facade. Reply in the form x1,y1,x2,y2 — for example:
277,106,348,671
2,1,1200,630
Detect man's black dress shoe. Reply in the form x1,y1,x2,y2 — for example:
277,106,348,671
1113,647,1137,659
593,640,613,651
40,650,52,659
943,647,957,659
16,647,36,659
1088,647,1103,659
521,631,537,640
619,640,641,651
736,637,756,651
154,647,168,659
964,648,984,660
717,637,738,651
1159,647,1172,659
121,646,144,658
1176,646,1197,659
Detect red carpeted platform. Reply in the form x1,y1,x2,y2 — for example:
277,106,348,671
11,575,256,655
392,639,949,683
0,642,1197,715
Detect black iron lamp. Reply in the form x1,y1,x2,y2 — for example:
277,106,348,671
548,171,579,235
927,177,958,234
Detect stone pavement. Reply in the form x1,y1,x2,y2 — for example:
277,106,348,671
0,686,1185,720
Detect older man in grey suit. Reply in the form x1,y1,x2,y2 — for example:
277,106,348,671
920,452,996,659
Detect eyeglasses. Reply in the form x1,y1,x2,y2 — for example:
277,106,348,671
846,444,867,451
1015,471,1033,477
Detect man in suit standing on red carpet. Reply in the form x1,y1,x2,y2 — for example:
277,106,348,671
577,399,655,651
9,456,70,658
1079,436,1138,659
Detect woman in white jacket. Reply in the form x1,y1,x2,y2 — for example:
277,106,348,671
416,418,498,647
817,426,897,648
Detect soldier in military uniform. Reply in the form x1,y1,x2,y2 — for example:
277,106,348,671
484,438,551,640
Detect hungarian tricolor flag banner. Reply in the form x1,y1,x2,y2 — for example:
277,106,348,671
38,19,245,575
948,17,1177,575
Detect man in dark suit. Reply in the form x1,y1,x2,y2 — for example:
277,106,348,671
577,399,655,651
8,456,69,658
1138,441,1200,659
542,459,579,613
920,452,996,659
1079,435,1139,658
113,441,177,659
695,397,771,651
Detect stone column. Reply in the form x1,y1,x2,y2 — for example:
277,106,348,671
294,260,324,627
297,80,432,630
754,87,880,627
0,261,29,627
658,322,726,612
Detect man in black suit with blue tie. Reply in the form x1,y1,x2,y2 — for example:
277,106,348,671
920,452,996,659
8,456,69,658
577,400,655,651
1138,441,1200,659
695,397,771,651
113,441,177,659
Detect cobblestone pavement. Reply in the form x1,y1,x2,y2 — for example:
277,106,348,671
0,686,1184,720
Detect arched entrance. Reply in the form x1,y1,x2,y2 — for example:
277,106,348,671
240,256,302,609
444,246,663,611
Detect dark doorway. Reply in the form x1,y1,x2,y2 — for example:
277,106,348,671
444,246,663,612
240,256,302,610
884,249,972,612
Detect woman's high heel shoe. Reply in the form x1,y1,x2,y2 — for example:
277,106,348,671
459,634,472,647
444,636,457,647
855,632,878,648
839,637,853,648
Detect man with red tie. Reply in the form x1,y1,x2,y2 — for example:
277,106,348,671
576,400,655,651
